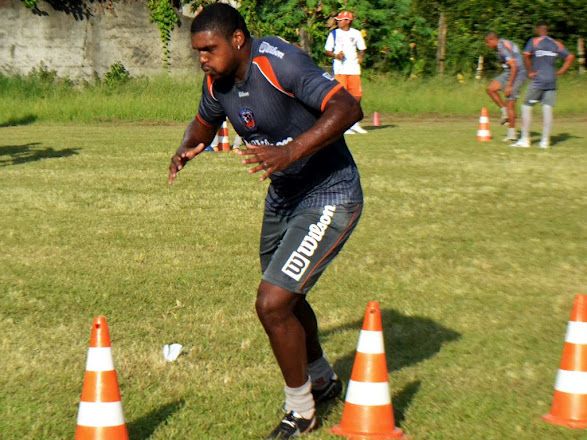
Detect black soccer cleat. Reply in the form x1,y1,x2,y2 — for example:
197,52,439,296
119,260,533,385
311,375,343,405
265,411,317,439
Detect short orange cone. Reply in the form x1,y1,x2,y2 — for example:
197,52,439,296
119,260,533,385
543,294,587,429
331,301,405,439
373,112,381,127
75,316,129,439
477,107,492,142
215,120,231,152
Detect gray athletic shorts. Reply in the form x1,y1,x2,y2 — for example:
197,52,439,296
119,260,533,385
494,70,526,101
260,203,362,294
524,87,556,107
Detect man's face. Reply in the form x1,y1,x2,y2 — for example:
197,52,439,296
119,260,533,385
336,18,351,31
192,30,237,80
485,36,498,49
535,25,548,37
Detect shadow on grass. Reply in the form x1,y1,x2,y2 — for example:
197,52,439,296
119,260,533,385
127,399,185,439
0,143,80,167
393,380,421,426
551,132,582,146
365,124,396,131
0,114,38,127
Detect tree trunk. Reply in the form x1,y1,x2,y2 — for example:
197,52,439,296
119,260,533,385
475,55,484,80
299,28,312,53
436,10,447,75
578,37,585,75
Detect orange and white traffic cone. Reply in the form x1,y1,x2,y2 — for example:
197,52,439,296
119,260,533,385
477,107,492,142
373,112,381,127
331,301,405,439
75,316,129,440
543,294,587,429
216,121,231,152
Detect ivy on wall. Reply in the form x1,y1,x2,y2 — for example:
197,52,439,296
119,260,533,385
147,0,180,67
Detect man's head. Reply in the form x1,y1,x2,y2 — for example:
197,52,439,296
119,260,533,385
335,11,353,31
484,32,499,49
190,3,250,79
535,22,548,37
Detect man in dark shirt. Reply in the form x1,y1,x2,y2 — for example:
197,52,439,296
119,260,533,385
168,4,363,438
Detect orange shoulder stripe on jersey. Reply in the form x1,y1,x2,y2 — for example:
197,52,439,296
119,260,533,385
206,75,217,101
196,113,213,128
320,83,344,112
555,40,566,50
252,56,295,98
503,40,512,51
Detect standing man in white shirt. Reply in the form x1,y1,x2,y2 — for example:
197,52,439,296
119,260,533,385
325,11,367,134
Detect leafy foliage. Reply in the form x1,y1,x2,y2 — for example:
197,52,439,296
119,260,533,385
147,0,181,67
103,61,131,86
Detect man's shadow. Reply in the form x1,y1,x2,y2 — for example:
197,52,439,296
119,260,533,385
0,143,80,167
127,399,185,439
550,132,582,146
317,308,461,426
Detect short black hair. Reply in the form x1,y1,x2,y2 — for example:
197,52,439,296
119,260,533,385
485,31,498,39
536,21,548,28
191,3,250,40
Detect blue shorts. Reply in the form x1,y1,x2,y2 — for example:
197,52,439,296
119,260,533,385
524,88,556,107
260,203,362,294
494,70,526,101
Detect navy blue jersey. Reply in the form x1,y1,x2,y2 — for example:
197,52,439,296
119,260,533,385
524,36,570,90
197,37,363,212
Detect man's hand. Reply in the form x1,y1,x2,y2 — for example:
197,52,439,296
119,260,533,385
504,85,513,97
335,52,345,61
237,144,297,181
528,71,537,79
168,143,206,184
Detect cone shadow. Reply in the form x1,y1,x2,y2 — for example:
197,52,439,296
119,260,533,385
127,399,185,439
392,380,421,427
325,308,461,380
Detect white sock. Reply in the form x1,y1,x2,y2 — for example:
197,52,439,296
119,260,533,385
521,105,532,140
501,107,507,117
507,127,516,139
308,356,334,390
284,378,315,420
542,105,553,143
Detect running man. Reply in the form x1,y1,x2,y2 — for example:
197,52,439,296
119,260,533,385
512,22,575,148
484,32,527,142
324,11,367,134
168,4,363,438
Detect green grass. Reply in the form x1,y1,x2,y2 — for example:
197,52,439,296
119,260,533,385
0,119,586,439
1,71,586,124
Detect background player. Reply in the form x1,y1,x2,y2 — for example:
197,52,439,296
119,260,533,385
512,22,575,148
168,4,364,438
324,11,367,134
484,32,527,142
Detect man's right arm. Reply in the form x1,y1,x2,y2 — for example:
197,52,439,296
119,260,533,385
523,39,535,78
168,117,217,184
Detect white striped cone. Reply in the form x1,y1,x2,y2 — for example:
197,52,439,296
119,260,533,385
477,107,491,142
332,301,404,439
543,294,587,429
75,316,128,440
218,121,231,152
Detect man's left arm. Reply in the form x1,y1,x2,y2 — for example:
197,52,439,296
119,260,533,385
556,42,575,76
505,59,518,97
239,88,362,180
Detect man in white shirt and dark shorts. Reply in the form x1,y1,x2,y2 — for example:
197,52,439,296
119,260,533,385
325,11,367,135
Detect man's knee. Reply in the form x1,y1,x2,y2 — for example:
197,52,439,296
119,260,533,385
255,282,297,329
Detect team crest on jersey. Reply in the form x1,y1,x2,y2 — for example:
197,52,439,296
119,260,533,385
239,108,256,130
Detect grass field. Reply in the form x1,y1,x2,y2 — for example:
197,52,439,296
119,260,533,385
0,117,586,439
2,72,587,124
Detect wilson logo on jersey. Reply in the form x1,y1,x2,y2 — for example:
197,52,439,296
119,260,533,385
239,108,256,130
281,205,337,281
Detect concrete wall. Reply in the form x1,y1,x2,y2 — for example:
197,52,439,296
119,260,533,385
0,0,198,79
